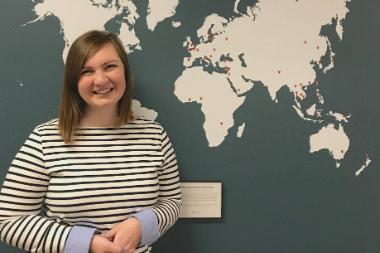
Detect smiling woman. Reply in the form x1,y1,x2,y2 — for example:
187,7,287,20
0,31,182,253
77,43,127,127
59,31,134,143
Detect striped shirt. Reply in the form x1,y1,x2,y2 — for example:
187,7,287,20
0,118,182,253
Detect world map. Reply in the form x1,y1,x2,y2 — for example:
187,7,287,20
27,0,369,172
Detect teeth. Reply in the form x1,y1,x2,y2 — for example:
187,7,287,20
94,88,112,94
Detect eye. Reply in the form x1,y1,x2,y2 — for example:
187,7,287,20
105,64,117,70
80,68,93,76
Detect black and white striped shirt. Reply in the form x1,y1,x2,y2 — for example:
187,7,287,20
0,118,182,253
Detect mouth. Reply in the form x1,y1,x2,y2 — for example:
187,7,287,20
93,87,113,95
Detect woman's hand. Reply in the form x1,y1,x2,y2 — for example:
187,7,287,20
104,217,142,253
89,234,123,253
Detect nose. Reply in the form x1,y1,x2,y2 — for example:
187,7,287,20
93,70,108,85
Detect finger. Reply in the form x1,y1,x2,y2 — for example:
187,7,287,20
113,232,135,247
121,246,136,253
105,241,123,253
113,228,127,243
103,231,115,241
104,225,120,240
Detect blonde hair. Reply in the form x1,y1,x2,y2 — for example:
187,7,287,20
58,30,133,143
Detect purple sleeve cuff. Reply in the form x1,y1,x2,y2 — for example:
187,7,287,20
64,226,97,253
132,209,159,246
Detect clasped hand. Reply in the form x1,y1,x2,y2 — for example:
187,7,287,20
90,217,142,253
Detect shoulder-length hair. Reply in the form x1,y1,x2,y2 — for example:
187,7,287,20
58,30,133,143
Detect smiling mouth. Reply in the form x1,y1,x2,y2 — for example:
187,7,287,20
93,88,113,94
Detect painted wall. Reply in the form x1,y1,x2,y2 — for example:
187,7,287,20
1,1,379,252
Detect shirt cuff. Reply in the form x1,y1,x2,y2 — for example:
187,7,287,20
132,209,159,246
64,226,97,253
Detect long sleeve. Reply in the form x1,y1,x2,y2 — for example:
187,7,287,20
64,226,96,253
132,209,159,246
152,128,182,236
0,128,71,253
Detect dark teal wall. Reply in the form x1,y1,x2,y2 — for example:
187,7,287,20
1,1,380,253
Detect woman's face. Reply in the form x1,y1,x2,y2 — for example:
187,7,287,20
77,43,126,112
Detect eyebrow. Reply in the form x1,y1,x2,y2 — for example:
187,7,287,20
83,59,121,69
102,60,120,65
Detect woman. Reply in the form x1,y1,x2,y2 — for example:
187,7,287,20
0,30,182,253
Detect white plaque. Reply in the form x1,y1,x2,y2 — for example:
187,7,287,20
179,182,222,218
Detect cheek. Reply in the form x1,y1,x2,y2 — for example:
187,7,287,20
120,77,127,91
116,72,127,92
77,78,92,98
117,80,127,100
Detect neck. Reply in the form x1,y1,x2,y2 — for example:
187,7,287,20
80,106,120,127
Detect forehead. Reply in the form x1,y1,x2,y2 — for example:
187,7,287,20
84,43,122,66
